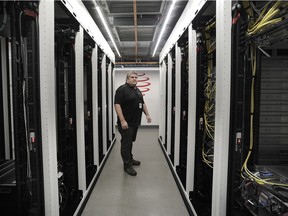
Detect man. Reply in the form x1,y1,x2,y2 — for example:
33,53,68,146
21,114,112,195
114,71,152,176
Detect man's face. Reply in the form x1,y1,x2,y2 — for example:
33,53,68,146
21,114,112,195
127,74,138,87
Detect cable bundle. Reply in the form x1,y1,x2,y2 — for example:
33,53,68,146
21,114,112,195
246,0,288,36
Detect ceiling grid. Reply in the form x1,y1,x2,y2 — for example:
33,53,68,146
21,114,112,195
82,0,188,66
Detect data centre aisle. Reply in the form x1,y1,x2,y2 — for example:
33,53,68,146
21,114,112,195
82,127,189,216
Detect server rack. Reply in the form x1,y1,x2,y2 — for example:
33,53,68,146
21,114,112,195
55,3,81,215
177,30,189,189
159,58,167,148
190,2,216,214
228,2,250,215
91,45,100,168
228,1,288,215
170,47,176,164
164,57,168,150
166,53,173,157
0,37,5,156
83,34,97,188
159,1,232,215
97,49,104,163
101,54,108,155
160,28,195,214
38,1,116,215
110,62,115,141
105,56,111,150
0,2,44,215
108,61,115,145
191,27,210,214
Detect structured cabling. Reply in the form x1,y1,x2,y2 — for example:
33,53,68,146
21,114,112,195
234,1,288,215
202,18,216,169
240,0,288,188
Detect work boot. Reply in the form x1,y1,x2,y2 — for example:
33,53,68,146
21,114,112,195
124,165,137,176
131,159,141,166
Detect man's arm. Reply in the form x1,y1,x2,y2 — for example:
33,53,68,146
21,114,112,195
114,104,128,129
143,104,152,123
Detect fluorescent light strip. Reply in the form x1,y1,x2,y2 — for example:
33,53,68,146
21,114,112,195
96,6,121,57
152,0,176,57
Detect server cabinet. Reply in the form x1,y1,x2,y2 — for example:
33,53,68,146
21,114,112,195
158,1,238,215
0,1,117,215
91,45,100,168
105,56,111,150
55,3,82,215
40,0,115,214
163,57,168,150
107,61,115,145
190,2,216,215
97,49,104,163
176,30,189,188
0,2,44,215
170,47,176,164
186,24,197,209
166,53,173,156
0,33,6,157
101,54,108,154
110,62,115,140
228,1,288,216
83,33,97,188
228,2,251,215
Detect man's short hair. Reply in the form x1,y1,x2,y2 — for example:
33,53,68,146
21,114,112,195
126,71,137,81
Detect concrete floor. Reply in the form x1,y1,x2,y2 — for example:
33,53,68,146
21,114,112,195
81,127,189,216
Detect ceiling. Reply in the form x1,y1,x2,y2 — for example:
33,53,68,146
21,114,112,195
82,0,188,66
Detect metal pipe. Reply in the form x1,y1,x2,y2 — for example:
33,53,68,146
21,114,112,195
133,0,138,61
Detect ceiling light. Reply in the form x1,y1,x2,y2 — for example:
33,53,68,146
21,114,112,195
152,0,177,57
96,6,121,57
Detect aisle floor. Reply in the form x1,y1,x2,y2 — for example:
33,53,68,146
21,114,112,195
81,127,189,216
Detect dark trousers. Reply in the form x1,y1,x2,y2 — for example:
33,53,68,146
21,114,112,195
118,126,139,166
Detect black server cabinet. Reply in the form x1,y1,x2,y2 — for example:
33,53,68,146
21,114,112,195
0,2,44,216
190,2,216,215
190,28,213,216
0,42,5,158
83,34,97,188
110,62,115,141
55,3,82,215
106,56,111,149
228,3,251,215
228,1,288,216
97,49,104,163
176,30,189,188
170,48,176,164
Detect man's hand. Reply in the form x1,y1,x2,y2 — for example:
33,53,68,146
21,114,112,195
121,120,128,129
146,115,152,123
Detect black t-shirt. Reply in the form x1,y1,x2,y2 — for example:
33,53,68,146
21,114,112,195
114,83,144,126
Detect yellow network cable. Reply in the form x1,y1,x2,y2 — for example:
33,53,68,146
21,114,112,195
201,22,216,169
249,0,278,29
241,44,255,172
202,146,213,168
241,44,288,188
204,119,214,140
247,0,287,36
205,20,215,32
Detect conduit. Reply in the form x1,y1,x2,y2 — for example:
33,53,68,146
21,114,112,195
133,0,138,61
115,62,159,65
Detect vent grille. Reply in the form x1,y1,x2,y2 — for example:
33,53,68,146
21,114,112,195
107,1,163,14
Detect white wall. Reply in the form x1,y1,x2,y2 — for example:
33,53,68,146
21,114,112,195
114,68,160,126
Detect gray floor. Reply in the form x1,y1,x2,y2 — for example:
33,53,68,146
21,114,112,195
82,127,189,216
